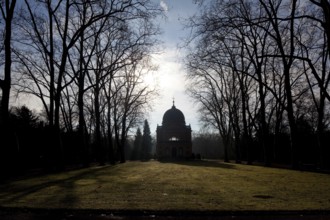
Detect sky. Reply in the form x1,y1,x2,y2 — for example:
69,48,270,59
147,0,201,135
10,0,202,136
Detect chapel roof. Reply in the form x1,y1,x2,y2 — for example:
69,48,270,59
162,101,186,126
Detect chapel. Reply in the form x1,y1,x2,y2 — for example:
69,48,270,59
156,101,192,159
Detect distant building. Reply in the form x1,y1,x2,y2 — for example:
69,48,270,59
156,102,192,159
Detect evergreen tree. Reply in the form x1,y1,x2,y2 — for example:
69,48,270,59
131,128,142,160
142,119,152,160
12,105,39,128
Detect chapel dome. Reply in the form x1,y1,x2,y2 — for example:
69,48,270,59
162,104,186,126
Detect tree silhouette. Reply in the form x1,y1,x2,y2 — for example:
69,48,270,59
184,0,330,169
131,127,142,160
0,0,163,174
0,0,17,177
12,105,39,128
0,0,16,128
142,119,152,160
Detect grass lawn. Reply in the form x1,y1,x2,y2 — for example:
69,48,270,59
0,160,330,212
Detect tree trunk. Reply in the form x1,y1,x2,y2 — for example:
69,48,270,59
0,0,17,177
257,66,270,166
78,73,89,166
94,81,104,165
317,94,325,169
47,1,55,127
119,113,127,163
107,111,115,164
0,0,16,128
283,66,299,169
319,0,330,57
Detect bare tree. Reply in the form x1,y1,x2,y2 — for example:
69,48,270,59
82,1,161,164
14,0,162,166
0,0,16,128
184,0,330,168
0,0,17,175
115,59,157,163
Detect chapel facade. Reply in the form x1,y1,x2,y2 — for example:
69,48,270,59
156,102,192,159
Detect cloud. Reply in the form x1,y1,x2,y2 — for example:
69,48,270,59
148,48,200,133
160,0,168,12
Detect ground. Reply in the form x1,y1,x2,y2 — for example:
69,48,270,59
0,160,330,219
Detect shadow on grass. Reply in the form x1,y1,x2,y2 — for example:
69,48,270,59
0,165,115,207
0,161,235,210
160,160,236,169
